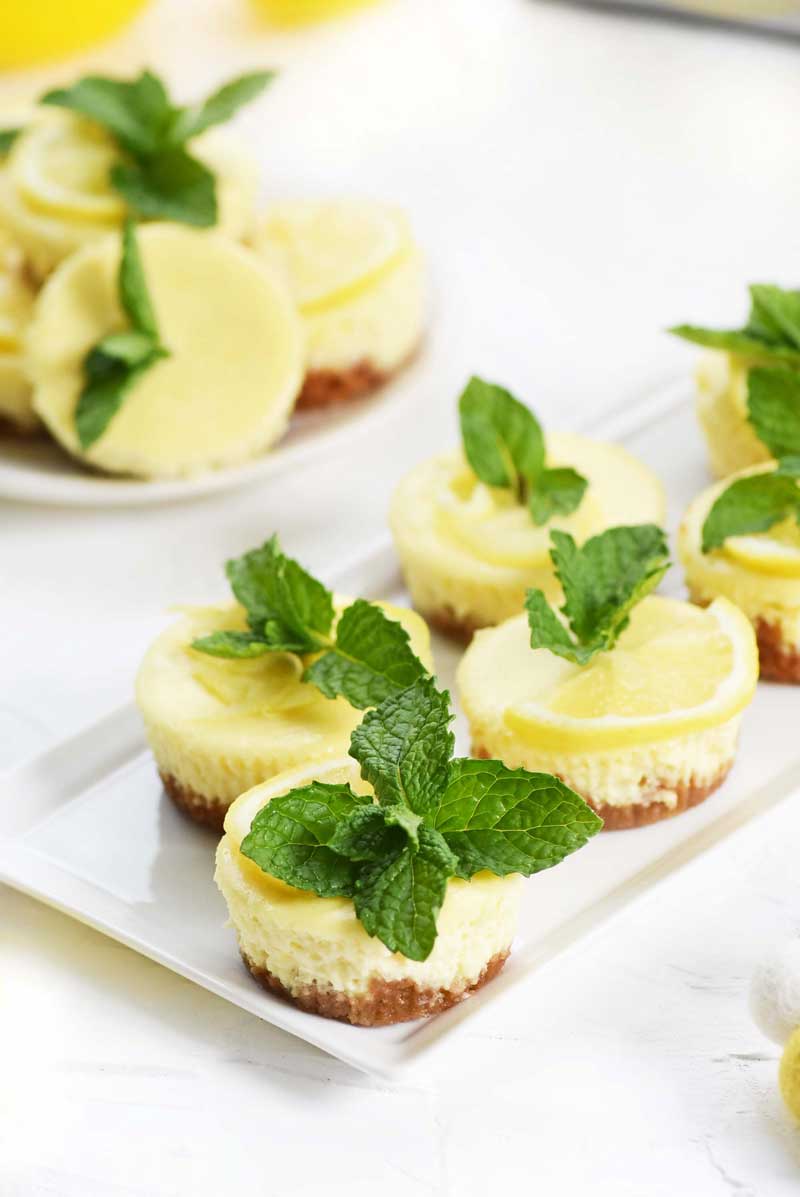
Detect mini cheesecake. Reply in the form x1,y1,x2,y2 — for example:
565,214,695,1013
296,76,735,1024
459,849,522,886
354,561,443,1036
0,237,36,431
457,595,758,828
136,600,432,828
0,111,259,279
696,350,774,479
390,435,665,638
27,223,304,478
254,200,425,409
215,757,522,1025
680,467,800,683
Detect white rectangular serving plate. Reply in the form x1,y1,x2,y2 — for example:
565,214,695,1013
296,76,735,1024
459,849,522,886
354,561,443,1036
2,379,799,1079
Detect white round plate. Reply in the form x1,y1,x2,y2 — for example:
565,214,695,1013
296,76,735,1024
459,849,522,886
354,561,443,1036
0,359,421,507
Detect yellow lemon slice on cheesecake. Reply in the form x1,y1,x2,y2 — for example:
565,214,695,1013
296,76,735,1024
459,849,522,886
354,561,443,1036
503,597,757,751
10,116,126,225
723,518,800,579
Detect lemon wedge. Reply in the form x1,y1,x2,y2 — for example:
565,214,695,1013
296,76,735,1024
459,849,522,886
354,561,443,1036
491,596,758,751
10,116,126,225
256,200,408,314
724,517,800,579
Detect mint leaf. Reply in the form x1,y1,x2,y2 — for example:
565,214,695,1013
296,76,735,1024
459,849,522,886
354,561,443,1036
526,525,670,664
328,805,407,861
167,70,275,143
189,630,272,658
42,69,272,227
528,466,588,526
458,375,587,527
435,759,601,879
224,536,334,652
671,284,800,367
42,71,172,157
111,149,216,227
747,367,800,460
75,222,168,449
349,677,454,816
118,219,160,336
304,599,427,709
353,826,457,961
240,781,370,898
0,128,21,156
701,472,800,552
459,376,545,496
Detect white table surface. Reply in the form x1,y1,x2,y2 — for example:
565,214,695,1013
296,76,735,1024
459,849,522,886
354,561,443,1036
3,0,800,1191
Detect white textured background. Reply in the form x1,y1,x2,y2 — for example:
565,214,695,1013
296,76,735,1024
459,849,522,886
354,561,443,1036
2,0,800,1191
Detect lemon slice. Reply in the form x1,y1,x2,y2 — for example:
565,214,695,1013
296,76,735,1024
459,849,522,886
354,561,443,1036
10,116,126,225
724,517,800,578
28,224,305,478
0,267,34,353
191,651,318,715
436,463,600,569
496,596,758,751
256,200,407,313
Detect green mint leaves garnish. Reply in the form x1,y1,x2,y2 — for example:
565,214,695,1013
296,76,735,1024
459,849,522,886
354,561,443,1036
0,128,21,157
240,678,601,960
701,463,800,553
76,221,169,449
671,284,800,368
458,376,588,526
41,69,274,227
698,366,800,552
191,535,428,710
746,366,800,460
525,525,671,665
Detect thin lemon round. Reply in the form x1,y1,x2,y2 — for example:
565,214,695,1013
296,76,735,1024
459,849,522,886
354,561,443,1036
504,596,758,751
10,117,126,225
724,518,800,579
435,461,602,569
257,200,407,313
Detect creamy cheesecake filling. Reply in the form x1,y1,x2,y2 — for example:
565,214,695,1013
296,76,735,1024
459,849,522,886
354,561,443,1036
216,759,521,999
136,600,433,806
679,471,800,648
696,350,773,479
470,720,740,809
391,436,666,629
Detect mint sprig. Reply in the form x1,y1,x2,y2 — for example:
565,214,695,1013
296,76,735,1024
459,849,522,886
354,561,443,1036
746,366,800,460
525,524,671,665
671,284,800,368
76,221,169,449
241,678,601,960
458,376,588,526
192,536,427,710
41,69,273,227
0,128,20,157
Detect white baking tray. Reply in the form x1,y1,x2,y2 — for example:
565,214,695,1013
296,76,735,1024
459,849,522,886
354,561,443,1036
2,379,799,1078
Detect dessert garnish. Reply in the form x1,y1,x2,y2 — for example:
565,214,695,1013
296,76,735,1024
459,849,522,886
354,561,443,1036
0,129,19,157
239,676,601,960
192,535,428,708
459,375,588,525
671,284,800,368
524,524,670,664
36,68,273,227
701,383,800,552
76,220,168,448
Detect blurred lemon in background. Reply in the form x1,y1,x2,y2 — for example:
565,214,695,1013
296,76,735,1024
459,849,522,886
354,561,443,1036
0,0,149,69
252,0,381,27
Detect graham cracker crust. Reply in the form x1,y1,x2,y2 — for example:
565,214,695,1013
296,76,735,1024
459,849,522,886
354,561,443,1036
755,619,800,684
297,359,389,410
241,947,510,1027
473,746,732,830
423,604,488,643
160,772,227,831
689,592,800,685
